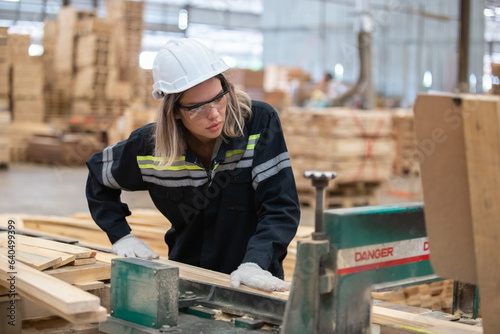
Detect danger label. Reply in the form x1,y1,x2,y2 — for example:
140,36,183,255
337,237,430,275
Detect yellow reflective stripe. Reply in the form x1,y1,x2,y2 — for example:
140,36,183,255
137,155,185,162
247,134,260,150
138,163,204,171
226,149,245,158
212,163,219,172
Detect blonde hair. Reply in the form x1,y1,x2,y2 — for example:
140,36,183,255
154,73,252,167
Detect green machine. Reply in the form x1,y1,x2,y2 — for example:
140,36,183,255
282,202,437,333
99,172,451,333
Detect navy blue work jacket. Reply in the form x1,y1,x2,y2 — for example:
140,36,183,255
86,101,300,278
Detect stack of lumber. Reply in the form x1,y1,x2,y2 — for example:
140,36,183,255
25,133,103,166
0,234,107,326
5,32,51,162
106,0,144,85
0,234,99,271
3,210,171,259
0,30,9,166
281,106,395,208
45,8,121,118
391,108,419,176
0,27,8,111
43,19,72,120
73,18,119,116
11,58,45,123
0,111,11,167
1,209,312,282
8,121,52,162
8,34,45,123
371,280,454,313
492,63,500,95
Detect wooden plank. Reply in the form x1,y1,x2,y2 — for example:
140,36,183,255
74,281,105,291
13,235,95,259
71,257,96,266
372,305,482,334
29,246,77,269
413,93,477,283
46,262,111,284
0,255,105,323
0,246,60,270
461,95,500,333
0,237,71,269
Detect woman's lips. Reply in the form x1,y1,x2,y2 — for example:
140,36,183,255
207,121,222,130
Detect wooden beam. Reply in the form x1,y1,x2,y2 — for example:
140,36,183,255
6,235,95,259
0,255,106,323
461,95,500,332
0,246,60,270
46,262,111,284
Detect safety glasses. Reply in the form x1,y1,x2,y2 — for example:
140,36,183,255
178,89,229,119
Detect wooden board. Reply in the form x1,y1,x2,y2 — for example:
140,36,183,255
46,262,111,284
414,93,500,333
372,304,481,334
12,235,95,259
413,93,477,283
0,246,60,270
0,255,106,323
461,94,500,333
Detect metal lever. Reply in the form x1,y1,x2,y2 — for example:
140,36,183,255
304,171,337,240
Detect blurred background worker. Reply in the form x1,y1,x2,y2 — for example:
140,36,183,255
86,38,300,292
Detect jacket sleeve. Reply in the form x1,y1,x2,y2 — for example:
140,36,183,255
242,103,301,278
86,126,152,244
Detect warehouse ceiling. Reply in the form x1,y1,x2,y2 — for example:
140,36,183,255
0,0,263,69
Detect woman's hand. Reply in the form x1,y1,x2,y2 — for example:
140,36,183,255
230,262,291,292
112,234,159,259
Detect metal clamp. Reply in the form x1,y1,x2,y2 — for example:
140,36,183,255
303,171,337,240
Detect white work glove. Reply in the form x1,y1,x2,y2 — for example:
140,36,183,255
112,234,159,259
230,262,291,292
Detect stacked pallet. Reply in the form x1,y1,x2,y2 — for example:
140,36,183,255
392,108,419,175
106,0,144,91
0,27,8,111
8,34,45,122
8,122,52,162
492,63,500,95
372,280,454,313
25,133,103,166
0,111,10,167
73,18,120,117
43,19,72,120
0,29,9,167
281,107,395,208
11,57,45,122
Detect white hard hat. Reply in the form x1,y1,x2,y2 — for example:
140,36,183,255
151,38,229,100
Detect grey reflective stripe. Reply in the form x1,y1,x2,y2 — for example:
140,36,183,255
224,152,244,163
143,175,208,188
252,152,291,189
235,159,253,169
140,168,207,179
102,144,122,189
137,155,208,186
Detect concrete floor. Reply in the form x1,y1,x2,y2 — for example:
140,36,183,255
0,162,423,227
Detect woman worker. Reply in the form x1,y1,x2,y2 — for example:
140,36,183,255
86,38,300,292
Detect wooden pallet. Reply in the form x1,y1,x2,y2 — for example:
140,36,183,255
297,181,382,209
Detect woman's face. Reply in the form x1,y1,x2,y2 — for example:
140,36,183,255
176,77,227,144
